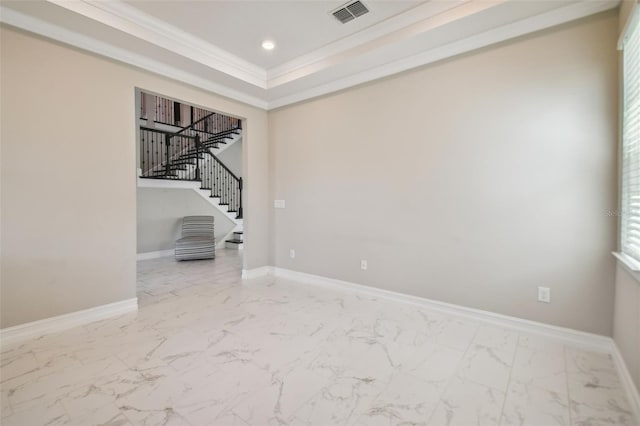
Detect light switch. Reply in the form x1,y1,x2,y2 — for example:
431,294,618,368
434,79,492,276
274,200,286,209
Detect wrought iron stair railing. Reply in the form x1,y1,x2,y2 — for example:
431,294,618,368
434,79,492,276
139,112,243,219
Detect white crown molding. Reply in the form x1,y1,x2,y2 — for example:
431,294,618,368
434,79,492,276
0,7,268,109
1,0,619,111
0,298,138,349
266,0,619,109
46,0,267,88
266,0,474,87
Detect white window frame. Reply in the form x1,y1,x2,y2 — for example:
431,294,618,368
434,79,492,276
619,5,640,271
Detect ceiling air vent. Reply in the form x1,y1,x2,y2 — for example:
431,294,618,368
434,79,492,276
332,1,369,24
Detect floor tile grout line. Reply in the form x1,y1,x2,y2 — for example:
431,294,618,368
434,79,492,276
564,345,574,426
496,332,520,426
425,318,481,426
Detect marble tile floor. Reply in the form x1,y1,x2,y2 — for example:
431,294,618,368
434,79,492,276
0,249,636,426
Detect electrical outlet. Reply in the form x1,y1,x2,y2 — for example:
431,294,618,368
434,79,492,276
537,286,551,303
290,249,296,259
361,260,368,270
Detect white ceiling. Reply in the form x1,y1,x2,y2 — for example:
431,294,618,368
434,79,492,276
0,0,620,110
123,0,423,69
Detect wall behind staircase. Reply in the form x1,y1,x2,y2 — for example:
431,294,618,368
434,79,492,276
217,140,243,179
137,188,235,253
268,11,619,335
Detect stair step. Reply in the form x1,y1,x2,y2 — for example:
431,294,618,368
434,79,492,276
233,231,243,242
225,239,243,250
225,239,243,244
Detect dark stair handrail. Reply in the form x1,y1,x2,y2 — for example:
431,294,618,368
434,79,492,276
139,117,243,219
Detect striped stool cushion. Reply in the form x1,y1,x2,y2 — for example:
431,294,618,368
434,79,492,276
181,216,214,237
175,216,215,261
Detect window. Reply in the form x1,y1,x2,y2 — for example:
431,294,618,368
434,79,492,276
621,7,640,264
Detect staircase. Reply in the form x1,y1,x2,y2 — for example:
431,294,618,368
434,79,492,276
139,111,244,249
225,231,243,250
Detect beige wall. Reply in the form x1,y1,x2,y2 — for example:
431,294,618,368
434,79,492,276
0,26,269,328
269,12,619,335
136,188,235,253
217,140,243,179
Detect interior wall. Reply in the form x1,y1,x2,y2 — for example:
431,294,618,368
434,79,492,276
268,12,619,335
0,26,269,328
217,140,243,178
136,188,235,253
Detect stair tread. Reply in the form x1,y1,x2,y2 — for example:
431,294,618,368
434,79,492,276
225,239,243,244
233,232,243,234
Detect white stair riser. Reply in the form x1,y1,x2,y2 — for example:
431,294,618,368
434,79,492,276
226,241,243,250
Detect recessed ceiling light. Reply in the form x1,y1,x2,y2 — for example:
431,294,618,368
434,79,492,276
262,40,275,51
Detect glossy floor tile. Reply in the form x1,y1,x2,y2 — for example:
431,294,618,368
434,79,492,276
0,250,636,425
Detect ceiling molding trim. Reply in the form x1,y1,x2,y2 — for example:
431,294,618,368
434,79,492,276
266,0,512,89
265,0,470,84
1,0,619,112
0,7,269,110
267,0,619,110
46,0,268,89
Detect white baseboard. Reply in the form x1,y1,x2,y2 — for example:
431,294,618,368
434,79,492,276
241,266,273,280
137,249,174,260
0,298,138,349
612,342,640,423
260,266,639,422
239,266,610,352
270,267,613,353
